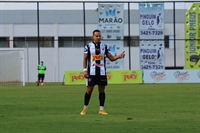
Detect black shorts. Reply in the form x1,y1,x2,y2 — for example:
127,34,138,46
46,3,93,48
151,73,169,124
86,75,107,86
38,74,45,80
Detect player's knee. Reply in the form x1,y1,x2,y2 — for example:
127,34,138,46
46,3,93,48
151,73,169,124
98,87,105,93
98,89,105,93
86,90,93,94
86,86,94,94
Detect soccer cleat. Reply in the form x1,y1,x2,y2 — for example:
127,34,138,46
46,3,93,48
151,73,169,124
99,110,108,115
80,108,88,115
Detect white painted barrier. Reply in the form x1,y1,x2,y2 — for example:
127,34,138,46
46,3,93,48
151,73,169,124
143,70,200,83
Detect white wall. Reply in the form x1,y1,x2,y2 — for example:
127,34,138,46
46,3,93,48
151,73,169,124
22,47,184,82
0,47,185,83
26,47,139,82
0,24,10,36
0,23,186,82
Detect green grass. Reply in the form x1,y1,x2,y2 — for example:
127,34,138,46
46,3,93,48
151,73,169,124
0,83,200,133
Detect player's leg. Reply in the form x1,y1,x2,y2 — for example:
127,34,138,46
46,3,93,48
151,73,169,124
98,76,108,115
37,74,41,86
41,74,45,85
85,86,95,108
80,76,96,115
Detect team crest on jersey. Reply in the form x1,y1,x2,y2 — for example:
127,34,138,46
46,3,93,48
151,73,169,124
92,54,104,61
84,47,88,52
88,78,92,82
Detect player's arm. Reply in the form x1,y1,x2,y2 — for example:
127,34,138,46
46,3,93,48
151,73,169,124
106,51,125,61
106,53,117,61
37,66,40,70
83,53,88,69
83,53,89,78
83,45,89,78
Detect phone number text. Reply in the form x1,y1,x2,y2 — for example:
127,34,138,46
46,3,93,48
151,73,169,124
140,30,163,36
141,65,164,70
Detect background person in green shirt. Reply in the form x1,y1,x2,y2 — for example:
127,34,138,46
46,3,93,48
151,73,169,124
37,61,47,86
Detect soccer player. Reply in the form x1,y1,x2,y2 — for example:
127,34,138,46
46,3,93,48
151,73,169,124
80,29,125,115
37,61,47,86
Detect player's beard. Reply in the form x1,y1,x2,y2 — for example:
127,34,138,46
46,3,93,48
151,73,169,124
94,39,101,44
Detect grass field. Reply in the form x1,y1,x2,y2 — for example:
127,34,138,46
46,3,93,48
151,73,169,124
0,83,200,133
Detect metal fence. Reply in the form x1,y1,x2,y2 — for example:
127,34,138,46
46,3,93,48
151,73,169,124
0,1,199,69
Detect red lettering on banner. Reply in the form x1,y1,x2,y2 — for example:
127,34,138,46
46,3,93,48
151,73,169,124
174,71,190,82
153,76,165,82
72,75,84,82
107,74,111,80
124,73,137,81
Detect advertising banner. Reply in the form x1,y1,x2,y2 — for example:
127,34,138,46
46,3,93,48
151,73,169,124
139,3,165,70
64,70,142,85
106,70,143,84
143,70,200,83
98,3,124,70
185,3,200,69
105,41,124,69
64,71,85,85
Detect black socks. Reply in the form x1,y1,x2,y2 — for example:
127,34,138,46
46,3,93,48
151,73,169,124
84,92,106,107
99,92,105,106
84,92,91,105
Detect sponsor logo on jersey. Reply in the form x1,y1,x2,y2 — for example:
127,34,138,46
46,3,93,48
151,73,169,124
93,63,104,67
92,54,104,61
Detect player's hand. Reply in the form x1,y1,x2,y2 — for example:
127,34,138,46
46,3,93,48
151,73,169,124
119,51,125,58
83,71,89,78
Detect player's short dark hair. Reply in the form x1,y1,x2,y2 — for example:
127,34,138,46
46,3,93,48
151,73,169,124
93,29,101,35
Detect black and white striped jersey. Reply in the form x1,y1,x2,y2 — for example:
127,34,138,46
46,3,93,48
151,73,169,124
84,42,109,76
